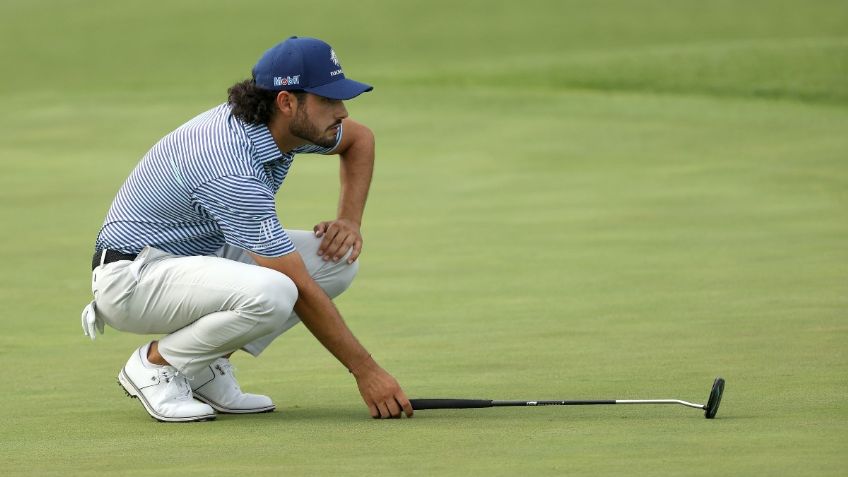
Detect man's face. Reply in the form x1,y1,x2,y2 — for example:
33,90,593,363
288,93,348,148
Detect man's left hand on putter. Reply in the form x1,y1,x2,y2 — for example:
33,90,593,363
350,356,413,419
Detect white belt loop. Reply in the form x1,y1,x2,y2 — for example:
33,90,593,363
100,249,107,268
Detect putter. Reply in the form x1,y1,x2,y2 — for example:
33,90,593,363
411,377,725,419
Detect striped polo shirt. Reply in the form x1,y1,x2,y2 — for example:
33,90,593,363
94,103,341,257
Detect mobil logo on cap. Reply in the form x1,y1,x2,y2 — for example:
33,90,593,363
273,75,300,86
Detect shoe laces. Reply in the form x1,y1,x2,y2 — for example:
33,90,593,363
215,359,243,391
161,368,192,401
216,360,235,376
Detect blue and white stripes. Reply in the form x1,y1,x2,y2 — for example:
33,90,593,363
95,103,341,257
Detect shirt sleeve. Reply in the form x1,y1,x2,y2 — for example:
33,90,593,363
191,175,294,257
291,123,344,155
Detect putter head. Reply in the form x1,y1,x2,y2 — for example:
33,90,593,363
704,377,725,419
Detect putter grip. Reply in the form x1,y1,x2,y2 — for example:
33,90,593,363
410,399,493,410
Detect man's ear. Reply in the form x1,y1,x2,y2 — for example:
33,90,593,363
275,91,298,117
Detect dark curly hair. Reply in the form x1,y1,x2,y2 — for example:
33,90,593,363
227,79,306,125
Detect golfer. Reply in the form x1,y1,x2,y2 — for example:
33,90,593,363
81,36,413,422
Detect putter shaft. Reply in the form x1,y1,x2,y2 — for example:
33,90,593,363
411,398,704,410
410,377,724,419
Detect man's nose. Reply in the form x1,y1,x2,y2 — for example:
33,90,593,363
336,101,349,120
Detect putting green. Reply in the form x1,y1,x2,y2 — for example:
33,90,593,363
1,1,846,475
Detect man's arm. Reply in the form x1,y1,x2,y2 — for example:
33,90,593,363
249,250,413,419
313,118,374,263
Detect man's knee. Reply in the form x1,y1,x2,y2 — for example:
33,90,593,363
266,272,298,313
338,258,359,293
320,258,359,299
240,269,298,333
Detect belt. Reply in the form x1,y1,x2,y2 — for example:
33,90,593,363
92,249,138,271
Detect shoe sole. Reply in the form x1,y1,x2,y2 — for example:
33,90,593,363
193,393,276,414
117,368,217,423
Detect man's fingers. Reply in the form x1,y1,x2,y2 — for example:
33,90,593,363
348,239,363,264
386,399,402,418
314,219,363,262
318,226,340,258
397,393,414,418
332,235,357,262
324,231,357,262
356,368,411,420
322,231,345,260
313,221,329,238
376,402,391,419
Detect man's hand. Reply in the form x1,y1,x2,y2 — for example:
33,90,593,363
351,356,414,419
314,218,363,264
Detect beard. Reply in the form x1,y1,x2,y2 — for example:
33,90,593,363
288,105,338,148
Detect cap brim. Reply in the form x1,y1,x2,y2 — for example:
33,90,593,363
305,78,373,100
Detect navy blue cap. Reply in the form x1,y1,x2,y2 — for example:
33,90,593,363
252,36,373,100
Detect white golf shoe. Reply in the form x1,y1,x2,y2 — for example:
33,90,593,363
117,344,216,422
191,357,275,414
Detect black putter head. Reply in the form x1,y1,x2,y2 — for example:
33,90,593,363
704,377,725,419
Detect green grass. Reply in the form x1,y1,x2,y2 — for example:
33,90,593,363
1,1,846,475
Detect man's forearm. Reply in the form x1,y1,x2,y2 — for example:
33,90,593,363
337,122,374,225
292,277,372,371
250,251,370,371
250,240,412,418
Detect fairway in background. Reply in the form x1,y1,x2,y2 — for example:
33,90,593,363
0,1,846,476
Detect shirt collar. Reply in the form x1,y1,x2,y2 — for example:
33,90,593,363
243,121,287,164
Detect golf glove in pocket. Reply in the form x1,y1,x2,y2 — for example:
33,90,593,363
80,301,104,340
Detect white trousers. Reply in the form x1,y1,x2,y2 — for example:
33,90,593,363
90,230,358,378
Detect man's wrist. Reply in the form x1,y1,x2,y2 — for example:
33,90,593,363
348,354,378,377
336,215,362,227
